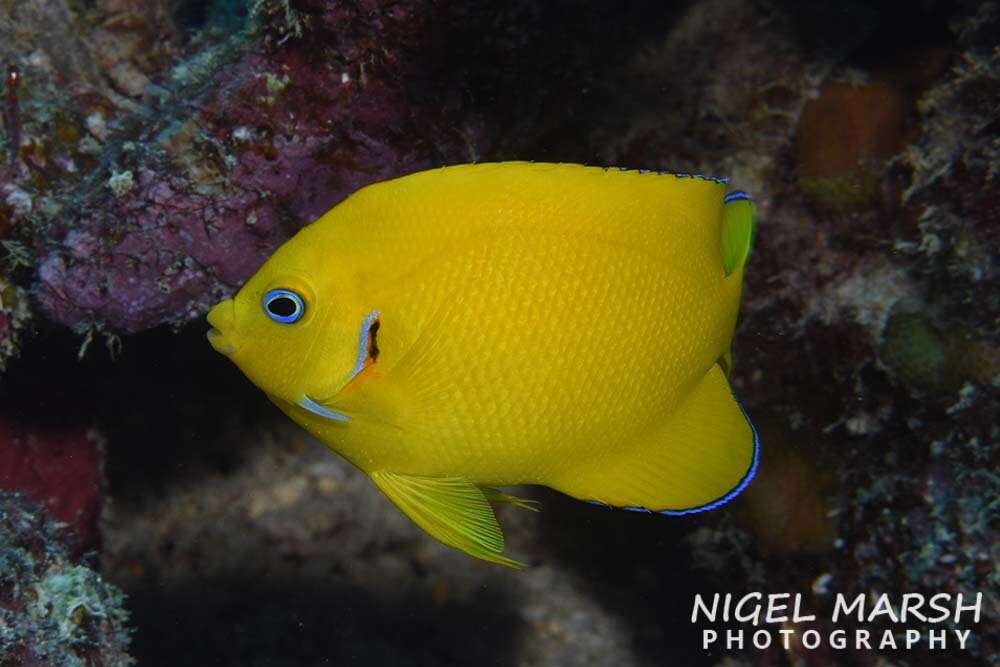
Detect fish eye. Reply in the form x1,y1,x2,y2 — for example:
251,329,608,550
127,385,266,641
263,289,305,324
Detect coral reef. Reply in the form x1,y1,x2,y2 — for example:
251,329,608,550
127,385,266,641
0,421,105,553
584,1,1000,664
832,8,1000,660
796,81,910,206
0,0,182,227
0,274,30,371
32,0,487,333
0,492,133,666
879,305,1000,392
0,0,995,665
737,420,838,556
899,5,1000,337
0,0,185,363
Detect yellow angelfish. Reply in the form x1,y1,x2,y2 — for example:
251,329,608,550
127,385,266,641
207,162,759,567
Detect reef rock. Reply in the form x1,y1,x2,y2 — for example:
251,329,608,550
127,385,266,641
796,81,910,206
0,275,29,371
596,2,1000,662
0,420,105,553
0,491,133,666
33,0,486,333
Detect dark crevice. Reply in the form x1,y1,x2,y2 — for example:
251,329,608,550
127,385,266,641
172,0,249,33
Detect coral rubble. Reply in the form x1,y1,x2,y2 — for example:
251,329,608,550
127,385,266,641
0,492,133,666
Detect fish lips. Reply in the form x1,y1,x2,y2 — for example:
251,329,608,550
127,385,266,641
206,299,241,356
207,328,240,356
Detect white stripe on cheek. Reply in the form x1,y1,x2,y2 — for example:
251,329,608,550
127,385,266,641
299,395,351,422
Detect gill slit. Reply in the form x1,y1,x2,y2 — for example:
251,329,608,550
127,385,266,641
350,309,381,380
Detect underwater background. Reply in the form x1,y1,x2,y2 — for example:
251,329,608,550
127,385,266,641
0,0,996,665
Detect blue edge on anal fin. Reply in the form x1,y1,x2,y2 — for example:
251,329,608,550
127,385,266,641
585,396,761,517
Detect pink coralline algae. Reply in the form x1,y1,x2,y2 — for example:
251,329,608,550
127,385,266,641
35,0,487,333
0,420,105,553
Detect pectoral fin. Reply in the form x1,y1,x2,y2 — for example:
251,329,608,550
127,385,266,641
370,471,525,568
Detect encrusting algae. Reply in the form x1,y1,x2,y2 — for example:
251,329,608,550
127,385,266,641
0,492,133,665
0,274,29,371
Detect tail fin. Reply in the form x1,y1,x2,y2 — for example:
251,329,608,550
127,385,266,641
721,191,756,276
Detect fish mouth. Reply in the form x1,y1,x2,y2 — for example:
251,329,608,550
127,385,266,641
206,299,240,356
207,328,240,356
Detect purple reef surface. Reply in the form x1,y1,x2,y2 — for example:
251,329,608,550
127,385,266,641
1,0,183,361
0,420,105,554
29,0,487,333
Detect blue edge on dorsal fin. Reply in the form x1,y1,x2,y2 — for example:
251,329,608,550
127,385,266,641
610,165,730,185
585,397,761,516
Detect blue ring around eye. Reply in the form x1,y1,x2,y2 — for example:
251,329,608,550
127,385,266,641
263,288,306,324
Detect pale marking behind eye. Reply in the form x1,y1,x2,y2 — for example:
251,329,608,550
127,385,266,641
298,395,351,422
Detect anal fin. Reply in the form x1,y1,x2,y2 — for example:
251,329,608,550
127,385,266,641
370,472,525,568
554,363,759,514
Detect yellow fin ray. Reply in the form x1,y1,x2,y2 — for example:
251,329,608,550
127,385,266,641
324,296,463,430
370,471,525,568
553,364,759,514
361,295,464,427
482,487,541,512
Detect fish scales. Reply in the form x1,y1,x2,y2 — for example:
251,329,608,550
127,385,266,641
361,233,726,482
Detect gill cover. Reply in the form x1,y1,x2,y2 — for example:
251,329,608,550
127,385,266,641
214,230,370,413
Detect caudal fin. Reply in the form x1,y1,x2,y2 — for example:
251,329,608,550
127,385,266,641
721,191,756,276
553,364,759,514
